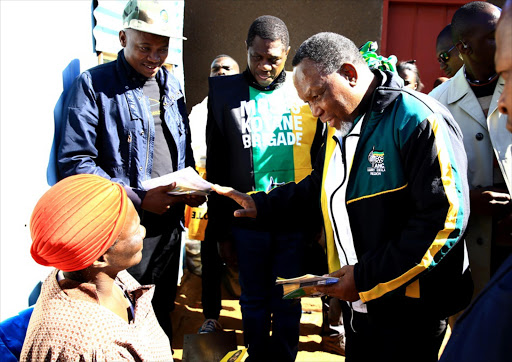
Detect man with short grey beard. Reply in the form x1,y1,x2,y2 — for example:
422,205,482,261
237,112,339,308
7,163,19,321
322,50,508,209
213,32,472,362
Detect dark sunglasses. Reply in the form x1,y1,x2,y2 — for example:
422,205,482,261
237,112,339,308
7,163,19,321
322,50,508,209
437,45,456,64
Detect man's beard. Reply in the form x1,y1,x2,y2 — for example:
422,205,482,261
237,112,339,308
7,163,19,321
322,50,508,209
338,120,354,137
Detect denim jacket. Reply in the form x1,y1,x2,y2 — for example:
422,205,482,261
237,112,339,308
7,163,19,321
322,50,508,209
58,50,194,209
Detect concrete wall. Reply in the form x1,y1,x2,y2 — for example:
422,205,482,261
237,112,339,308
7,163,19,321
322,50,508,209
182,0,383,111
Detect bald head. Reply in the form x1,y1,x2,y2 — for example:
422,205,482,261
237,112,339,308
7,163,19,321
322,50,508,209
451,1,501,43
451,1,501,81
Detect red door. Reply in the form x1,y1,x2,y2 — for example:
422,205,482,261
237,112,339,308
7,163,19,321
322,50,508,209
381,0,473,93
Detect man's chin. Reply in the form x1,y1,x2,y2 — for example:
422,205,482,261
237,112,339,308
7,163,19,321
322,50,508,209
257,79,273,87
335,120,354,137
140,66,160,78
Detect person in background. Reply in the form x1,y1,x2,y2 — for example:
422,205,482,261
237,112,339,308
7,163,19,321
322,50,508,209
56,0,205,345
434,76,449,89
188,54,240,334
397,60,424,92
429,1,512,301
189,55,240,171
496,0,512,130
205,15,324,361
213,31,472,362
436,24,464,78
210,54,240,76
21,174,173,361
439,3,512,360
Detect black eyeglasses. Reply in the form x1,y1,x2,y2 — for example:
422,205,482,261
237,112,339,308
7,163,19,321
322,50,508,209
437,45,456,64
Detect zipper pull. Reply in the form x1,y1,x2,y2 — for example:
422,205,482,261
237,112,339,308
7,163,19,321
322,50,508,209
128,133,132,143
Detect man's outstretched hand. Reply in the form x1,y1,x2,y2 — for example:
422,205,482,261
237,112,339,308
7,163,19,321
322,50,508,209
212,184,257,218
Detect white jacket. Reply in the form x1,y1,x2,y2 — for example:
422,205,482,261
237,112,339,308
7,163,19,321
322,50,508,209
430,66,512,296
188,96,208,169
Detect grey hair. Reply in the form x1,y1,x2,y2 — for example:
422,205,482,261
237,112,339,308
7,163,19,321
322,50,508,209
292,32,366,76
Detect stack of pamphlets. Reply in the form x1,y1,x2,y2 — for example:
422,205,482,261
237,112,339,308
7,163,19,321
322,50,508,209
275,274,339,299
141,166,213,196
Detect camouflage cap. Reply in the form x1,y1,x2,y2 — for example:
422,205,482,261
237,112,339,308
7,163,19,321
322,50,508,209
123,0,182,38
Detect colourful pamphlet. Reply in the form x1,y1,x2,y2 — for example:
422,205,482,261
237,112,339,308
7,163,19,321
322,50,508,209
276,274,339,299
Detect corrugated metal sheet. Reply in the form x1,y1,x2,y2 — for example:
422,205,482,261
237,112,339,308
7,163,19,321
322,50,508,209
93,0,126,53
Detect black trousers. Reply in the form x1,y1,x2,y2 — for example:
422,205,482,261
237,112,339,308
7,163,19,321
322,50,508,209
340,299,447,362
127,211,182,345
200,233,223,320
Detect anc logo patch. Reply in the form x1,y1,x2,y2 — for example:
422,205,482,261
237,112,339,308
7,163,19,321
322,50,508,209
367,146,386,175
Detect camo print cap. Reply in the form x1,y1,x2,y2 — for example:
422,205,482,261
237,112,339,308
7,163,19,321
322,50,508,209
123,0,184,39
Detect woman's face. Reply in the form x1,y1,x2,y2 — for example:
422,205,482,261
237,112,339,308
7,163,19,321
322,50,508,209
103,200,145,271
399,68,418,90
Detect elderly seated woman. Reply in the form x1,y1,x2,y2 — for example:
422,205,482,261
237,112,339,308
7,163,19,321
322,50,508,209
21,174,173,361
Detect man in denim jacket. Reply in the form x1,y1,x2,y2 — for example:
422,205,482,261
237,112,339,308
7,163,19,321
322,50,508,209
57,0,204,345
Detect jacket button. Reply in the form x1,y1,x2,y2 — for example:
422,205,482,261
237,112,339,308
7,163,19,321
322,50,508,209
140,131,144,135
139,166,143,171
475,133,484,141
131,105,136,109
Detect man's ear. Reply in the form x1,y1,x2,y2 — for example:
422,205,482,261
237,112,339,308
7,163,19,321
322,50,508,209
338,63,358,86
119,30,127,48
456,41,470,57
91,254,109,269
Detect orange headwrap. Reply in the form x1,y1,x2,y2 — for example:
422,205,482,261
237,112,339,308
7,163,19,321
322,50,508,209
30,174,129,272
